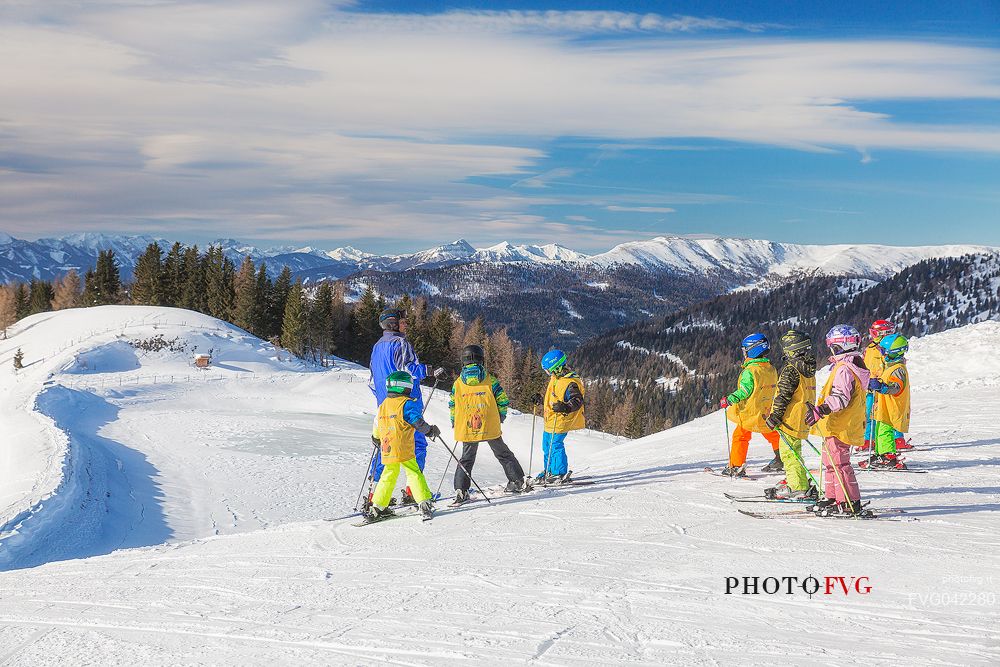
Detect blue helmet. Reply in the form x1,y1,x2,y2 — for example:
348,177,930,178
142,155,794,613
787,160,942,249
878,333,909,362
541,349,568,373
741,333,770,359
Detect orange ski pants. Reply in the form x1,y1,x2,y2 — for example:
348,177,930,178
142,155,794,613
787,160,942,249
729,425,780,468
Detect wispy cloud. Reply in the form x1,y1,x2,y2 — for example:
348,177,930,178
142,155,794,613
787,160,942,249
606,206,676,214
0,2,998,246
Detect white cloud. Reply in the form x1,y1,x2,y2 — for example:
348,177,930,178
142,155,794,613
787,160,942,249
606,206,677,214
1,3,999,243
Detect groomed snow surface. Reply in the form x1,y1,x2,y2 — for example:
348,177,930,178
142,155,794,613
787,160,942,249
1,307,998,665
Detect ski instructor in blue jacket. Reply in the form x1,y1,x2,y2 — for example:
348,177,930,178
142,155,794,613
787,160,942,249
369,307,442,504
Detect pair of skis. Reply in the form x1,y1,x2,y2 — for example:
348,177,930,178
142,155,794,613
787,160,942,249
726,493,910,520
449,474,595,508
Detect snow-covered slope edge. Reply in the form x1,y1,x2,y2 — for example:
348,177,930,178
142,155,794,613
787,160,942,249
0,307,322,569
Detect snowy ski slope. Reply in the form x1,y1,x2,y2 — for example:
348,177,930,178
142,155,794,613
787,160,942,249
0,308,998,665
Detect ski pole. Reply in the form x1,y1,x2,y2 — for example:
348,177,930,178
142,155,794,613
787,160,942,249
434,451,453,497
353,440,379,512
801,436,824,496
864,390,876,470
775,429,821,493
723,408,732,476
526,405,537,483
434,435,492,504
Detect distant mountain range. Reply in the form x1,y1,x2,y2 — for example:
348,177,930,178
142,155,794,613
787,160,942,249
1,232,993,285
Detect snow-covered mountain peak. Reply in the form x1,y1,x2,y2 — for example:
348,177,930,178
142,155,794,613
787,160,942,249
326,245,376,262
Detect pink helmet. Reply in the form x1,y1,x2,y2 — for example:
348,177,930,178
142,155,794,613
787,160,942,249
826,324,861,354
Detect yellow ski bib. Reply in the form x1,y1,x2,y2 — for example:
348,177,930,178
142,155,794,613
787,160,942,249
873,361,910,432
377,395,416,464
452,376,502,442
544,375,586,433
812,362,865,446
726,361,778,432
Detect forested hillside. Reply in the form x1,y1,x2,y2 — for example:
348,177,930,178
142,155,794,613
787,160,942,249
574,253,1000,434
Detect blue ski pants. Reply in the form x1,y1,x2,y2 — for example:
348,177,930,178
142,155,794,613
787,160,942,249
540,431,569,476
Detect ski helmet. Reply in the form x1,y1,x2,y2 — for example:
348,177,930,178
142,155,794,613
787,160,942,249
825,324,861,355
379,308,403,331
461,344,485,367
878,333,909,362
869,319,897,342
385,370,414,396
779,329,812,358
740,333,770,359
540,349,568,374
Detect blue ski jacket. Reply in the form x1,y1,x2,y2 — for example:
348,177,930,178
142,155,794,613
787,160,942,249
369,331,428,405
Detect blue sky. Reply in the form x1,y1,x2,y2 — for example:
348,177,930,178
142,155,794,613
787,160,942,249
1,1,998,252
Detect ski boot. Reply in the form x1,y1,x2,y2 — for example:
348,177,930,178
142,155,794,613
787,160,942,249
450,489,470,507
359,505,395,525
721,465,748,478
808,497,837,513
764,480,789,499
857,440,872,452
504,479,524,494
790,484,819,501
895,437,914,451
397,487,417,506
760,455,784,473
419,500,434,521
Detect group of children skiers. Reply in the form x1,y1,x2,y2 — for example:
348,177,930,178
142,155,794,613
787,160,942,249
360,305,911,524
361,308,586,524
719,319,911,516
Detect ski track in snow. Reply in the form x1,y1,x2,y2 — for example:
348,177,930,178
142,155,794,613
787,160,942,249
0,309,998,665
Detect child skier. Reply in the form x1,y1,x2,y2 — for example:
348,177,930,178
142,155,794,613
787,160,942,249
450,345,526,505
862,319,893,450
762,330,818,500
862,333,911,470
363,371,441,524
719,333,780,477
537,349,585,483
805,325,870,516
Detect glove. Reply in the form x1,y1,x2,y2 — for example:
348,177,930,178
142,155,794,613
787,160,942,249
433,366,446,379
719,397,729,409
867,378,886,393
371,435,380,448
426,424,441,439
764,413,781,431
551,400,571,414
804,402,831,427
532,393,543,407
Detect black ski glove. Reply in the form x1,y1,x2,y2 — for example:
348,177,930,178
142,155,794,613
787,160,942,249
551,400,571,414
371,435,381,448
804,402,831,426
426,424,441,439
764,414,781,431
532,393,543,407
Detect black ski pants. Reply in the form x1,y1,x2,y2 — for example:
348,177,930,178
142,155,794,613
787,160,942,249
454,438,525,492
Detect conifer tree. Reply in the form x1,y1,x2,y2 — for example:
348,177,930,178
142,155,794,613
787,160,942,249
161,242,185,307
330,281,349,354
268,266,293,340
232,256,258,333
131,242,163,305
308,281,334,363
14,283,29,319
281,281,307,356
203,246,234,320
51,270,83,310
179,245,204,312
28,279,54,315
85,249,122,305
254,264,271,338
350,284,382,357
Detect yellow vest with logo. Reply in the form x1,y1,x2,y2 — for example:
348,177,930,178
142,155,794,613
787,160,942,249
453,375,503,442
377,395,416,464
812,362,866,446
782,372,817,439
544,375,586,433
873,360,910,432
726,361,777,432
864,343,884,380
